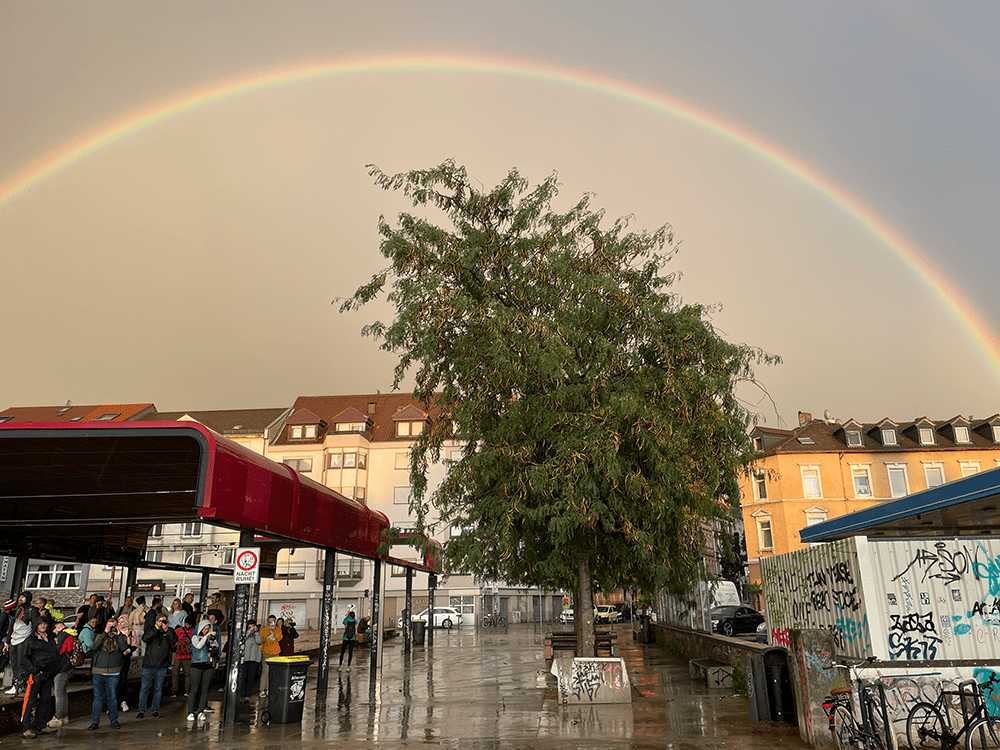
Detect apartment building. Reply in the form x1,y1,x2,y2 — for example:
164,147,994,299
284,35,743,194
741,410,1000,595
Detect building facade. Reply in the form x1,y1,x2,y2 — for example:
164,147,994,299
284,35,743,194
740,410,1000,600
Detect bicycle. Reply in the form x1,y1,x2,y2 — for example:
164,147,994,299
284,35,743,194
481,611,507,628
823,656,897,750
906,673,1000,750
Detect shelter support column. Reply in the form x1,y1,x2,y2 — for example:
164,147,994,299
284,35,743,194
404,568,413,654
223,530,254,726
369,558,383,708
9,556,29,599
316,550,336,693
199,571,210,614
427,573,436,647
124,567,137,608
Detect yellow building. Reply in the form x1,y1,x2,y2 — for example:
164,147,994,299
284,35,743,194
741,411,1000,593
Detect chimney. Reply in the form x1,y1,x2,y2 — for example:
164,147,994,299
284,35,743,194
798,411,812,427
368,402,377,415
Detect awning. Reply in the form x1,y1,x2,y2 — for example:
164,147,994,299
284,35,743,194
0,421,391,565
800,465,1000,543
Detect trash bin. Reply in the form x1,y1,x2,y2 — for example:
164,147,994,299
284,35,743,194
412,619,426,646
266,656,312,723
638,614,652,643
762,648,796,724
744,653,769,723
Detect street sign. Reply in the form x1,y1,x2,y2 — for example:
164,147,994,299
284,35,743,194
234,547,261,585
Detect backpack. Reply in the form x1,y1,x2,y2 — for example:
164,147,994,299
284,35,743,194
344,620,356,639
69,636,86,668
174,630,191,658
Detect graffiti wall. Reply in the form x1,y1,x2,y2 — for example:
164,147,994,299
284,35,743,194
760,538,871,659
549,657,632,705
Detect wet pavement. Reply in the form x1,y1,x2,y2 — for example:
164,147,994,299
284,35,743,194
4,624,812,749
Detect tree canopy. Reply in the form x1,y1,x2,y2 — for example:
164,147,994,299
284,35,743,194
342,160,777,608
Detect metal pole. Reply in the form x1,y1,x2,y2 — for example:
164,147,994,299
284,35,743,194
198,570,210,616
427,573,436,647
125,567,138,605
369,558,382,707
9,556,29,598
316,550,336,693
222,530,253,726
404,568,413,654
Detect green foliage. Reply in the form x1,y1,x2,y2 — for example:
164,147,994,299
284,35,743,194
731,662,748,698
717,528,747,585
342,160,778,598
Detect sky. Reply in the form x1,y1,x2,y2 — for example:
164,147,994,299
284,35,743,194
1,1,998,428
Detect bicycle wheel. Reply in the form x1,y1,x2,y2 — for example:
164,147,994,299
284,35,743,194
833,704,863,750
480,616,491,628
907,703,946,750
966,718,1000,750
496,615,507,628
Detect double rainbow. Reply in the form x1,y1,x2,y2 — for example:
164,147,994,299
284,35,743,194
2,53,997,381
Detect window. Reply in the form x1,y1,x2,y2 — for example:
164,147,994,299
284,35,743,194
328,453,342,469
181,522,202,538
283,458,313,473
336,422,365,432
450,595,475,615
846,431,862,447
396,421,425,437
753,436,764,451
797,437,815,445
57,406,71,414
887,464,909,498
357,452,367,470
961,462,981,477
449,449,463,462
804,507,828,527
355,486,366,501
343,452,356,469
183,550,202,566
801,466,822,498
955,426,971,444
220,547,236,566
882,429,898,447
919,428,935,445
756,517,773,550
149,524,163,538
393,487,411,505
851,467,872,497
390,564,408,577
924,463,945,489
25,563,82,589
753,472,767,501
993,426,1000,443
145,549,164,563
275,549,304,579
96,412,120,421
290,425,317,440
395,452,409,470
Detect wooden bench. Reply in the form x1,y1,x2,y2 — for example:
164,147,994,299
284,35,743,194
545,631,619,659
689,658,733,690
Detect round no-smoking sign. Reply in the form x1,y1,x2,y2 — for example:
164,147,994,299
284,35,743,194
234,547,260,584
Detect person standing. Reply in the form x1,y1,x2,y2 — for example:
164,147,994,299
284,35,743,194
356,615,371,645
48,622,75,728
115,615,138,713
8,591,38,697
240,621,262,702
117,596,134,618
136,613,176,718
88,620,127,731
207,593,228,627
171,614,194,697
279,618,298,656
339,610,357,671
181,593,195,617
186,620,218,721
167,599,186,629
21,620,60,738
258,615,282,696
129,596,148,656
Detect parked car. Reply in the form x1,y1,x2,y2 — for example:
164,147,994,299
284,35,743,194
710,605,765,637
559,608,574,625
756,621,769,643
615,602,634,622
595,605,618,624
397,606,464,629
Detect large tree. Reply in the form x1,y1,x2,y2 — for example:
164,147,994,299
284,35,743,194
341,160,776,653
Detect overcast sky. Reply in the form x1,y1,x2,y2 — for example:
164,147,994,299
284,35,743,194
2,2,998,427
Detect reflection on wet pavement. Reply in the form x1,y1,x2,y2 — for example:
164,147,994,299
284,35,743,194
11,624,812,749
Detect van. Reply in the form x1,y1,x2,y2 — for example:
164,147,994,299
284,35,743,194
710,580,740,608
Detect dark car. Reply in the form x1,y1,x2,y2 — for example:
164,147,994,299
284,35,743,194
615,602,634,622
711,605,765,637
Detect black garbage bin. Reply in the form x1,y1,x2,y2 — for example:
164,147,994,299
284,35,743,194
744,653,769,723
762,648,796,724
638,614,652,643
412,619,426,646
266,656,312,723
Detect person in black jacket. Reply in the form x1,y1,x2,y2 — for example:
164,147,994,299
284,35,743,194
136,613,177,718
21,620,60,738
89,622,128,731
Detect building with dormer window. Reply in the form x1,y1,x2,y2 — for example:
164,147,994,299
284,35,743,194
740,409,1000,603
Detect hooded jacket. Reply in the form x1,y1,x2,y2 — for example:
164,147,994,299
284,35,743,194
25,631,60,677
10,594,37,647
190,620,218,666
243,628,263,663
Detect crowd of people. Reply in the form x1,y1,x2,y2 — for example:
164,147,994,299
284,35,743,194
0,590,316,738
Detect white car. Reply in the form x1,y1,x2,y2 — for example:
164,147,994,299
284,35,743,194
397,606,463,629
559,608,574,624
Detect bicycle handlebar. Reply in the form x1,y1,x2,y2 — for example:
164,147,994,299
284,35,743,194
824,656,881,671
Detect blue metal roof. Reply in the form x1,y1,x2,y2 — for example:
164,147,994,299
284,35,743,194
800,465,1000,543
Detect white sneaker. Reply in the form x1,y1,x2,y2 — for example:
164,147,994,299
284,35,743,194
186,713,196,721
4,686,16,695
203,707,214,713
120,701,129,712
197,712,207,721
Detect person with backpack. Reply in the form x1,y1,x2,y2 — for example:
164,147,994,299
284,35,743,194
339,609,357,671
171,614,194,697
48,622,76,728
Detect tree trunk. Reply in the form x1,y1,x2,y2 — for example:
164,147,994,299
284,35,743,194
576,557,596,657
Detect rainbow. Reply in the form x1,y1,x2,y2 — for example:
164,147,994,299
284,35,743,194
2,52,998,380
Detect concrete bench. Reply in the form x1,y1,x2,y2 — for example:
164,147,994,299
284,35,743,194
545,632,619,659
689,657,733,690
